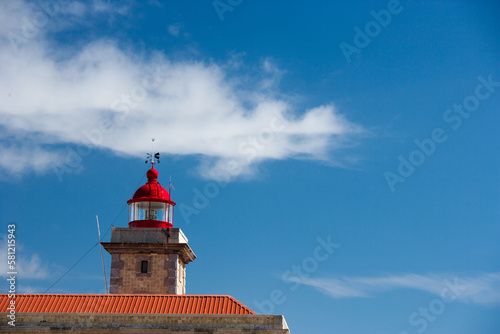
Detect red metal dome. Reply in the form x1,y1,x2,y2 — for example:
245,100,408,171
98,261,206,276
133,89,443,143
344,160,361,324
128,168,171,203
127,167,175,228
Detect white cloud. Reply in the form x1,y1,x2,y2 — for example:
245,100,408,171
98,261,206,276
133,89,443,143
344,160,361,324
63,1,87,16
0,144,67,179
168,23,181,37
0,1,364,180
17,253,52,279
0,235,55,280
287,273,500,305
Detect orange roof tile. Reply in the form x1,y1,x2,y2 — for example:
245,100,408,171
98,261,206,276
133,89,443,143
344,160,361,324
0,294,255,315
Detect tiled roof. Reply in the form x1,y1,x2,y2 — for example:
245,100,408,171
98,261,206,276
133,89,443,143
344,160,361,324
0,294,255,315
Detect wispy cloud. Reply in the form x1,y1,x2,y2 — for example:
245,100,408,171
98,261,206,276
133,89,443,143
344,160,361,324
0,235,60,280
287,273,500,305
0,0,364,180
92,0,131,16
168,23,181,37
16,253,52,279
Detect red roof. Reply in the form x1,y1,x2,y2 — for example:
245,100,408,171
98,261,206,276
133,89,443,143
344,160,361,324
127,168,173,204
0,294,255,315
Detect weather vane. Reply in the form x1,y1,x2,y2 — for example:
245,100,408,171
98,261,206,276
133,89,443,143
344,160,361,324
145,138,160,167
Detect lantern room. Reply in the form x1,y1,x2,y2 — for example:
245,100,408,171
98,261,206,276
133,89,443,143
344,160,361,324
127,167,175,228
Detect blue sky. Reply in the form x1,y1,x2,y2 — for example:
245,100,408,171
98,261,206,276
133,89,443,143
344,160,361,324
1,0,499,333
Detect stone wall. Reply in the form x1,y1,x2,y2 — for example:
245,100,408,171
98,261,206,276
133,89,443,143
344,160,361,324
1,313,290,333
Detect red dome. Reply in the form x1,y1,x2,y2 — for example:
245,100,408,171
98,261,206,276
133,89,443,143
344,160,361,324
127,168,174,204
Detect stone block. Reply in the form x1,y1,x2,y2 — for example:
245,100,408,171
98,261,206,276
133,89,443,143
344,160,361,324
164,261,176,269
111,260,124,269
164,278,176,286
110,268,120,278
110,277,123,286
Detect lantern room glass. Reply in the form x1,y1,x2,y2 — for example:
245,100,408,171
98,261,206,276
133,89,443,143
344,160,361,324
129,201,173,224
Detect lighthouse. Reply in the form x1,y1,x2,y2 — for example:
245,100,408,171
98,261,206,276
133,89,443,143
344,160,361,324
102,156,196,295
127,165,175,228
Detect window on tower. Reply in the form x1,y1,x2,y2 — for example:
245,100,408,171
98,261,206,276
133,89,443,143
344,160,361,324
136,256,152,276
140,261,148,274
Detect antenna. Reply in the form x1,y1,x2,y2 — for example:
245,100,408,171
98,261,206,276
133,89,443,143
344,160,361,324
96,215,108,294
169,175,175,194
